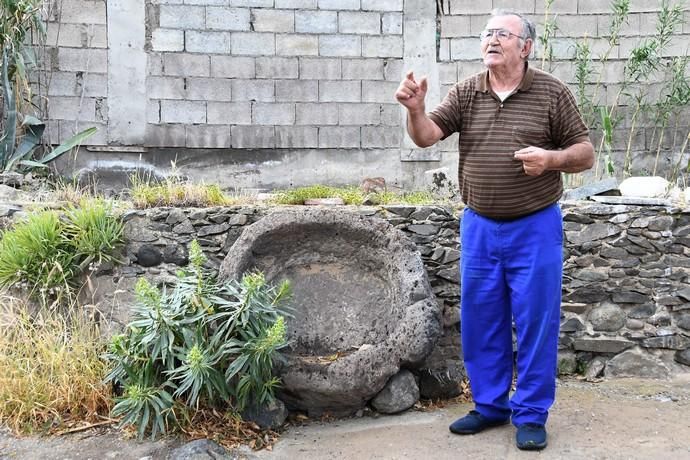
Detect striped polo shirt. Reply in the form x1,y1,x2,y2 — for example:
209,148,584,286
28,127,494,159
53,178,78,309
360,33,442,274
428,63,590,220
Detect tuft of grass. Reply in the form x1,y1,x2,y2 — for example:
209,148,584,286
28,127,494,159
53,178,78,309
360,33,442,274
0,297,112,434
130,176,233,208
271,185,440,206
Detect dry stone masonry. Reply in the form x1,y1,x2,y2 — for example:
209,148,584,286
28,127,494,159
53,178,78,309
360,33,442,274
73,202,689,413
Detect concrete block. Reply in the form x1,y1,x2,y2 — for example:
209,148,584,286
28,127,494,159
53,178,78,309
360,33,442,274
295,10,338,34
57,48,107,72
252,102,295,125
164,53,210,77
252,9,295,33
627,0,663,12
362,36,403,58
440,15,471,38
148,53,164,76
186,125,232,148
47,96,96,121
469,15,488,35
492,0,534,14
159,5,205,29
184,0,223,5
45,23,107,48
161,100,206,123
187,77,233,101
361,0,402,11
232,32,275,55
231,126,276,148
362,126,402,148
211,56,256,78
299,57,340,79
342,58,383,80
256,57,299,78
339,103,380,125
48,72,78,96
59,121,107,145
206,7,251,31
447,0,489,15
147,101,160,124
145,124,186,147
319,80,361,102
637,13,658,36
186,31,232,54
382,12,403,35
556,14,598,38
318,0,359,10
450,38,482,61
276,80,318,102
339,12,381,35
147,76,186,99
228,0,273,6
275,126,319,148
56,0,106,24
439,38,451,62
318,126,360,148
319,35,361,57
207,102,252,124
577,0,614,14
535,0,577,14
362,80,398,103
383,58,404,81
276,34,319,56
296,103,339,125
439,62,458,84
230,79,275,101
380,103,401,126
276,0,317,8
152,29,184,52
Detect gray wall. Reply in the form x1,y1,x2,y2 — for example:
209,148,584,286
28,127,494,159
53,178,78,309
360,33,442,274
37,0,690,190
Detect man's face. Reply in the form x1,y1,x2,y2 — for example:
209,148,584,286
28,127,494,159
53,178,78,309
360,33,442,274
481,15,530,72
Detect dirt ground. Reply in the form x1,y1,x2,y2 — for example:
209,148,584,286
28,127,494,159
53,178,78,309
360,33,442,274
1,376,690,460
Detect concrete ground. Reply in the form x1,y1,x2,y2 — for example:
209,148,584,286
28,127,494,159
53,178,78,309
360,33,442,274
2,377,690,460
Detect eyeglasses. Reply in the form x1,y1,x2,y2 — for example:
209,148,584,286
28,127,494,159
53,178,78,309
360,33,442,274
480,28,526,41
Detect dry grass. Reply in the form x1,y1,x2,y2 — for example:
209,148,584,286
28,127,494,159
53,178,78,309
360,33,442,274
0,294,112,434
130,178,236,208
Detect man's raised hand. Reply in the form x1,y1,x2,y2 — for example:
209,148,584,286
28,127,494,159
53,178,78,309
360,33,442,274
395,71,428,112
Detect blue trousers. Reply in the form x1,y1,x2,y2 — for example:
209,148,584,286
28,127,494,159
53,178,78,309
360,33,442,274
460,203,562,426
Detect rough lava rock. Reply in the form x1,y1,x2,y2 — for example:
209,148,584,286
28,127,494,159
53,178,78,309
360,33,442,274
219,207,441,416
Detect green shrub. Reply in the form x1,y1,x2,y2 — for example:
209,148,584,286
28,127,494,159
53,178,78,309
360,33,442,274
104,240,291,439
0,199,124,305
0,211,74,302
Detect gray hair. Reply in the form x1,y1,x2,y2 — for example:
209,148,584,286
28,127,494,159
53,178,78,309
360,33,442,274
490,8,537,42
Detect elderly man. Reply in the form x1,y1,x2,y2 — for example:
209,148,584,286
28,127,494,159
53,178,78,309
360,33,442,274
395,9,594,451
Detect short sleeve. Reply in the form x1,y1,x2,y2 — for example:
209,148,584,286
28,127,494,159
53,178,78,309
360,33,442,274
552,85,590,148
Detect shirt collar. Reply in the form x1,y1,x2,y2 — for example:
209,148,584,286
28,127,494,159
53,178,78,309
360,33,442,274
477,61,534,94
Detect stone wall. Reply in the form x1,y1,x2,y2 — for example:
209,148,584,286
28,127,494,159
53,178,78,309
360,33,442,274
87,202,690,399
37,1,690,190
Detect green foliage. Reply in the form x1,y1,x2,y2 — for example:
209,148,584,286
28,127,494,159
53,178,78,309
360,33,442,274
104,243,291,439
272,184,438,206
1,0,95,173
0,199,124,305
130,175,232,208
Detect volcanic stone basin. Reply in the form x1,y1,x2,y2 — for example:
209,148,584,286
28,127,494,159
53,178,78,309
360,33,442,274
219,208,441,415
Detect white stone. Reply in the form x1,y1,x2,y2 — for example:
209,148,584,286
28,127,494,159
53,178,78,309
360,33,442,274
618,176,670,198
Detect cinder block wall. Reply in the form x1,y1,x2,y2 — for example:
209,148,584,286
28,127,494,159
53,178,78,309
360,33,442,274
37,0,690,189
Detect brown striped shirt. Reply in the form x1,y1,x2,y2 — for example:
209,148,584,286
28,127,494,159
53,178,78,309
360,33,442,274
428,63,590,220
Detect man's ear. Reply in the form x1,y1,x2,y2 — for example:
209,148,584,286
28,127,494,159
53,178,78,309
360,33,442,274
521,39,533,59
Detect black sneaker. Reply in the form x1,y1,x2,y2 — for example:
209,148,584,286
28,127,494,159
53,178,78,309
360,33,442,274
516,423,547,450
449,410,510,435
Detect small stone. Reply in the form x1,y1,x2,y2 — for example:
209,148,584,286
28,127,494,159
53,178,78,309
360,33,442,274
371,370,419,414
605,349,669,379
168,439,229,460
675,349,690,366
589,302,626,332
137,245,162,267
